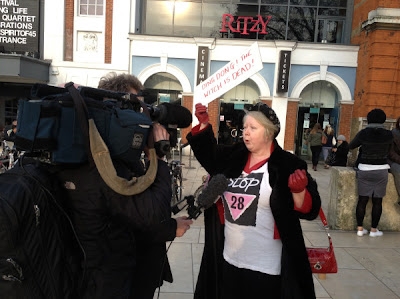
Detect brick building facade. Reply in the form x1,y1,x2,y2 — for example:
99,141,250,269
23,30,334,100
351,1,400,123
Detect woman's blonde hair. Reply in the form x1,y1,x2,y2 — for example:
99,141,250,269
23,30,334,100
326,126,335,136
243,111,278,139
310,123,322,134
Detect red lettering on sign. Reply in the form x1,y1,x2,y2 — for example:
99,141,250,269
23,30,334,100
220,14,240,33
258,15,271,34
236,16,254,35
220,14,271,35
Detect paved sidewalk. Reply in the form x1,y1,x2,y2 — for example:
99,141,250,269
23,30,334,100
155,154,400,299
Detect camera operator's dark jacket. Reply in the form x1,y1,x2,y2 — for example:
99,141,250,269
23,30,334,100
187,125,321,299
54,158,173,299
349,124,393,165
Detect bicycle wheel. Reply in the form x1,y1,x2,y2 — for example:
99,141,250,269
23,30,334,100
171,170,183,207
175,172,183,203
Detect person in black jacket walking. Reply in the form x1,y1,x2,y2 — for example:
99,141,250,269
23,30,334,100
349,109,393,237
307,123,323,171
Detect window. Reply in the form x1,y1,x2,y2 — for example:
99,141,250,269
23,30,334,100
287,6,315,42
143,0,349,43
318,19,344,43
230,5,259,39
260,5,287,40
79,0,104,16
290,0,318,6
145,0,174,36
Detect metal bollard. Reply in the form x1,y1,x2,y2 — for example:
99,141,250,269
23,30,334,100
186,148,195,169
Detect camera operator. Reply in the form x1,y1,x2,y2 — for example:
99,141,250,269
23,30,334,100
96,72,193,299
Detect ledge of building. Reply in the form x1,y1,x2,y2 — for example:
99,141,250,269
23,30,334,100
0,54,50,83
128,34,359,52
362,8,400,32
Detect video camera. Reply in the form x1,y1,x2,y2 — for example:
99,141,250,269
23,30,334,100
16,84,192,163
78,86,192,157
15,84,192,164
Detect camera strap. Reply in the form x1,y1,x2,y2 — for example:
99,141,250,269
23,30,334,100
65,82,158,196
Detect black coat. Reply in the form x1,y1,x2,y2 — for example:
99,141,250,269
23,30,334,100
54,159,174,299
330,141,349,167
187,125,321,299
349,125,393,165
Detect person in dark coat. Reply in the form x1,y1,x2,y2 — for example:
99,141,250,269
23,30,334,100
307,123,323,171
349,108,393,237
96,72,193,299
53,123,176,299
388,116,400,205
324,135,349,168
187,103,321,299
3,119,17,141
322,125,335,162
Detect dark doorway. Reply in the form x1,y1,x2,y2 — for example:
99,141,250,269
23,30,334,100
295,107,334,159
218,102,252,145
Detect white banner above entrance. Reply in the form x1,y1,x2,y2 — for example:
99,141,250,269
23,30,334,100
193,42,263,107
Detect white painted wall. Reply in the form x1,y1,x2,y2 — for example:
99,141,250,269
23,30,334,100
43,0,132,87
129,36,358,69
129,36,359,148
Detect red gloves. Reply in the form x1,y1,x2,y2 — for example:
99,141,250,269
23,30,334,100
288,169,308,193
195,103,209,124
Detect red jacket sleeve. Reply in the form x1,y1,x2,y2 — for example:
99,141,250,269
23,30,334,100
294,189,312,214
191,124,209,136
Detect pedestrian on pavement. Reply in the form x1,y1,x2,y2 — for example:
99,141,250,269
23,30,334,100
388,116,400,205
307,123,323,171
187,102,321,299
349,108,392,237
324,135,349,168
3,119,17,140
322,125,336,163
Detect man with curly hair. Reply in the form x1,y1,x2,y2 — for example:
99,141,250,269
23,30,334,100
98,72,144,95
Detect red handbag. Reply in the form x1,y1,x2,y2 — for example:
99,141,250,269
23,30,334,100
306,208,338,273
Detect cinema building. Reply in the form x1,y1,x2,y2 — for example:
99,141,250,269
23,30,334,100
5,1,399,157
128,0,358,155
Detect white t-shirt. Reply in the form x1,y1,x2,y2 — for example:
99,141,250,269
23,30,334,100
222,162,283,275
358,163,390,171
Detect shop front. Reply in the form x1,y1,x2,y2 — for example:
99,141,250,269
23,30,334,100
130,40,356,153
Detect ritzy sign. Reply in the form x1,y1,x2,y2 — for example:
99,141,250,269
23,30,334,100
220,14,271,35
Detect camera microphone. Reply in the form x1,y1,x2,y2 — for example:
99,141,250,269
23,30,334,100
148,103,192,129
186,174,228,220
197,174,229,209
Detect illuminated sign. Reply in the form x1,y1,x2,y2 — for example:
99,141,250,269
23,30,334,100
0,0,39,55
220,14,271,35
